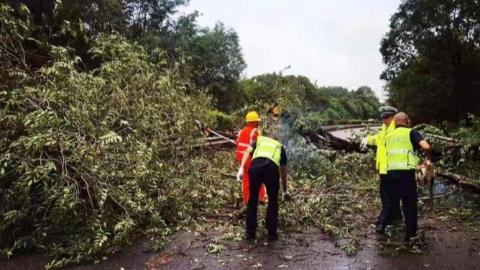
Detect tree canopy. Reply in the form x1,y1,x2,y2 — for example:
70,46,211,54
240,74,381,122
381,0,480,123
2,0,246,110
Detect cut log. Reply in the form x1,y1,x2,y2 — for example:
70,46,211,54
206,128,237,141
321,123,381,132
159,138,234,151
437,172,480,193
301,129,362,153
421,133,459,144
418,186,460,201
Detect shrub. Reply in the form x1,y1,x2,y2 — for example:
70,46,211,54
208,110,237,131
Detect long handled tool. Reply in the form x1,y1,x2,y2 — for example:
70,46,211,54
206,128,236,145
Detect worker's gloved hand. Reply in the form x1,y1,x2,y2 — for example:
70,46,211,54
236,167,244,182
360,137,368,149
282,191,291,201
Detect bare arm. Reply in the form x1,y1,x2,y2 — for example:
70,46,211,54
280,166,288,193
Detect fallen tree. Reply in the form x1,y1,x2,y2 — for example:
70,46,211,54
0,33,219,268
438,172,480,193
299,129,362,152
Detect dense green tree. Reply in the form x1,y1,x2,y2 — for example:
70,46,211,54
5,0,188,37
239,74,380,120
241,74,321,111
352,86,381,119
3,0,189,67
181,23,246,111
2,1,246,112
319,86,349,98
381,0,480,123
125,0,189,36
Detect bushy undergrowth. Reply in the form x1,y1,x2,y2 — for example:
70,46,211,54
414,116,480,177
208,110,237,132
453,114,480,150
0,32,218,268
281,136,378,255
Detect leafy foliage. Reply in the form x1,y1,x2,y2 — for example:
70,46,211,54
240,74,380,121
453,114,480,146
208,110,237,132
280,136,378,256
0,29,217,268
174,22,247,111
0,2,393,268
0,3,34,88
381,0,480,123
4,1,247,112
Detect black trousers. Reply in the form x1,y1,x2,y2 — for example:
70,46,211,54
376,174,402,225
246,163,279,237
382,170,418,239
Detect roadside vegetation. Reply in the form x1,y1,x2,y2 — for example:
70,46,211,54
1,0,480,269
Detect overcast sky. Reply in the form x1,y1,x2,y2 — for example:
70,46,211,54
180,0,401,100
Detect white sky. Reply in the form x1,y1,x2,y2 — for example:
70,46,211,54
180,0,402,100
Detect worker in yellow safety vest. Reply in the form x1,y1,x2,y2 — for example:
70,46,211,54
237,135,289,241
379,112,432,241
361,105,402,231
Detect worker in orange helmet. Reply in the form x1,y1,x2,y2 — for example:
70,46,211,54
236,111,266,212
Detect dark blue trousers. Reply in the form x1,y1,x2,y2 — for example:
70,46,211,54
246,163,279,237
381,170,418,239
376,174,402,225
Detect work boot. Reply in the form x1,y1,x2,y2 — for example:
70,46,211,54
245,232,255,241
267,233,278,241
405,235,419,245
375,224,386,234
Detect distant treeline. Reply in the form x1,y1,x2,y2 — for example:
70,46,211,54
238,74,381,121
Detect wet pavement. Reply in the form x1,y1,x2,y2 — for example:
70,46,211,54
4,214,480,270
142,216,480,270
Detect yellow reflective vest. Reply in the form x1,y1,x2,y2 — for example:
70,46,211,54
385,127,420,171
367,121,395,175
252,136,283,166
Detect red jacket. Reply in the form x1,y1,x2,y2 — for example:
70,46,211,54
235,125,259,161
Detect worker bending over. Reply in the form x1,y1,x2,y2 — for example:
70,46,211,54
235,111,266,207
237,135,289,241
381,112,432,241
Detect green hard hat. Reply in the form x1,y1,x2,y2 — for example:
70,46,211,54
378,105,398,118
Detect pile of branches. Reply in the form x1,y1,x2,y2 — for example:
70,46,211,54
276,134,379,255
0,18,220,268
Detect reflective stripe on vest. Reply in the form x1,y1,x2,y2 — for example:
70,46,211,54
235,127,258,161
385,127,420,171
252,136,282,166
250,128,257,141
237,142,251,147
